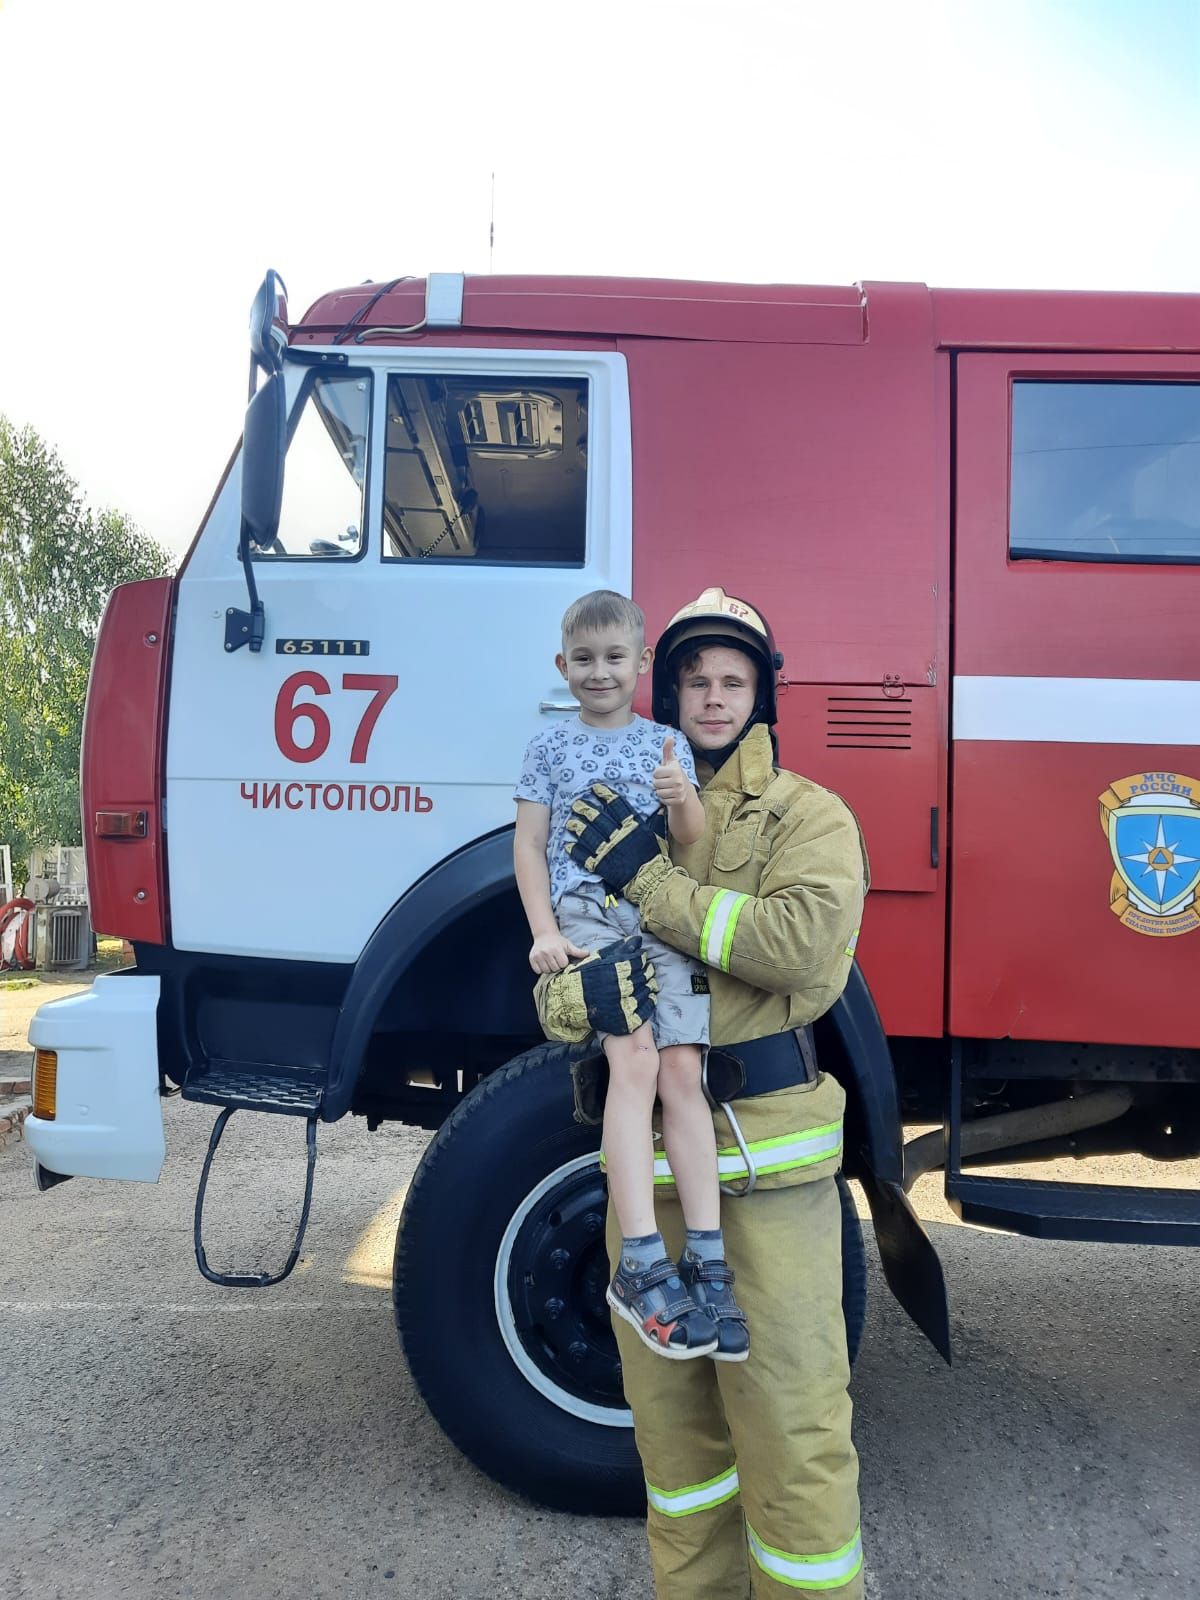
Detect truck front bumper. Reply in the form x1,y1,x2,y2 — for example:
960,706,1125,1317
26,974,165,1182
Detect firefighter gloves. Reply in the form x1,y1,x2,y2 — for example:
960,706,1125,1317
565,783,673,898
537,935,659,1044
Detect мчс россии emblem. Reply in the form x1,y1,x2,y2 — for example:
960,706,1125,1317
1099,772,1200,938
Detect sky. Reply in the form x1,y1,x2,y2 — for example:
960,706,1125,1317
1,0,1199,556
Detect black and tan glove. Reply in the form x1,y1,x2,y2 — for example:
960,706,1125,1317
534,934,658,1044
563,783,676,903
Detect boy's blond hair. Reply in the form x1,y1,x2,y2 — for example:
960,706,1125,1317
560,590,645,646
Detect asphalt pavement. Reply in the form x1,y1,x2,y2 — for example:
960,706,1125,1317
0,1063,1197,1600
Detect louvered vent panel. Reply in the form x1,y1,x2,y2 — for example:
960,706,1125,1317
48,908,87,968
826,695,913,750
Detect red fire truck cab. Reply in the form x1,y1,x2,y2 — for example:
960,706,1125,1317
26,270,1200,1513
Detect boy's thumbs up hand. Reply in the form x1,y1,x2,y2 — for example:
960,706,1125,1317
653,735,688,809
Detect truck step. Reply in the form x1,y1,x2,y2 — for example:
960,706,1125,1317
181,1058,324,1117
191,1099,319,1289
947,1173,1200,1245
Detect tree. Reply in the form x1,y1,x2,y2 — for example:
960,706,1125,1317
0,418,171,886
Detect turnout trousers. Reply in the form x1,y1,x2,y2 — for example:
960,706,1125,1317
607,1174,863,1598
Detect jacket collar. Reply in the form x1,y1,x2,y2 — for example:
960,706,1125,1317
696,723,775,797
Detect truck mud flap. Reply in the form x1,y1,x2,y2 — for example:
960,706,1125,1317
858,1168,951,1364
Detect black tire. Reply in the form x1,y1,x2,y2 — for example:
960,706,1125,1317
394,1043,642,1514
394,1044,869,1514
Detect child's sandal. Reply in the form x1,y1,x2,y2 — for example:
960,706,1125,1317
606,1256,719,1360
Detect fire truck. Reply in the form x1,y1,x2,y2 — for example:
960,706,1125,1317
25,271,1200,1514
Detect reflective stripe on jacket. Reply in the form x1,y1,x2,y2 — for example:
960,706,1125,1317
600,1096,846,1193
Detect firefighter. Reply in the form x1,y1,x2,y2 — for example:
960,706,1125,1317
538,587,868,1599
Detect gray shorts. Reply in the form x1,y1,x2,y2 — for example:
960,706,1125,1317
556,888,709,1050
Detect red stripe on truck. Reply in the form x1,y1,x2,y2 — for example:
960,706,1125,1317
82,577,174,944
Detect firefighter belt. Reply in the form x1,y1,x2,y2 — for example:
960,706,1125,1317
569,1026,818,1154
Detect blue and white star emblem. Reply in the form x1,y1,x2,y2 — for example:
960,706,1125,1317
1111,808,1200,915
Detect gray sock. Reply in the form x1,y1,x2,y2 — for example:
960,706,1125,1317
684,1227,726,1264
621,1231,667,1274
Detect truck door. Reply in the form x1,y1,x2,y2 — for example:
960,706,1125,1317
168,349,631,962
952,354,1200,1047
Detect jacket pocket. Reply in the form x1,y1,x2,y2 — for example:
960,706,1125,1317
713,824,766,873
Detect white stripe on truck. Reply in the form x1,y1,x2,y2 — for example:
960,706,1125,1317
952,676,1200,745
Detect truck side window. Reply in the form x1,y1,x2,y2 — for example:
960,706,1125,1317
1011,381,1200,564
381,374,587,564
252,372,370,559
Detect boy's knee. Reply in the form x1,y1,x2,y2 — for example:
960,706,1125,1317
656,1050,702,1101
605,1036,659,1088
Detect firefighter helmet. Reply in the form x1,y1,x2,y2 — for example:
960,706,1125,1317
652,587,784,727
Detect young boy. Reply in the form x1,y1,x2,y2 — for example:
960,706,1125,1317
513,590,748,1362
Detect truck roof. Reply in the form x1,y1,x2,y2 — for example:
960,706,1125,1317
295,275,1200,354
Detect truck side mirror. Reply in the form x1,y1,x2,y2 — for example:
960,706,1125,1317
228,270,289,654
241,373,286,551
249,269,289,375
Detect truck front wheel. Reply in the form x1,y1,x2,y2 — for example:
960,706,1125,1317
393,1043,867,1514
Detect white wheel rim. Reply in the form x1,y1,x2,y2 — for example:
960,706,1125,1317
493,1151,633,1429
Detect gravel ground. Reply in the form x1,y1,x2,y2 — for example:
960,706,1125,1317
1,978,1197,1600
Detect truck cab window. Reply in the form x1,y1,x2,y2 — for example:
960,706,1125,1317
252,372,370,559
382,373,587,564
1011,380,1200,564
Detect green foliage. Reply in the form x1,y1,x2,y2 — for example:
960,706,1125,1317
0,419,171,886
